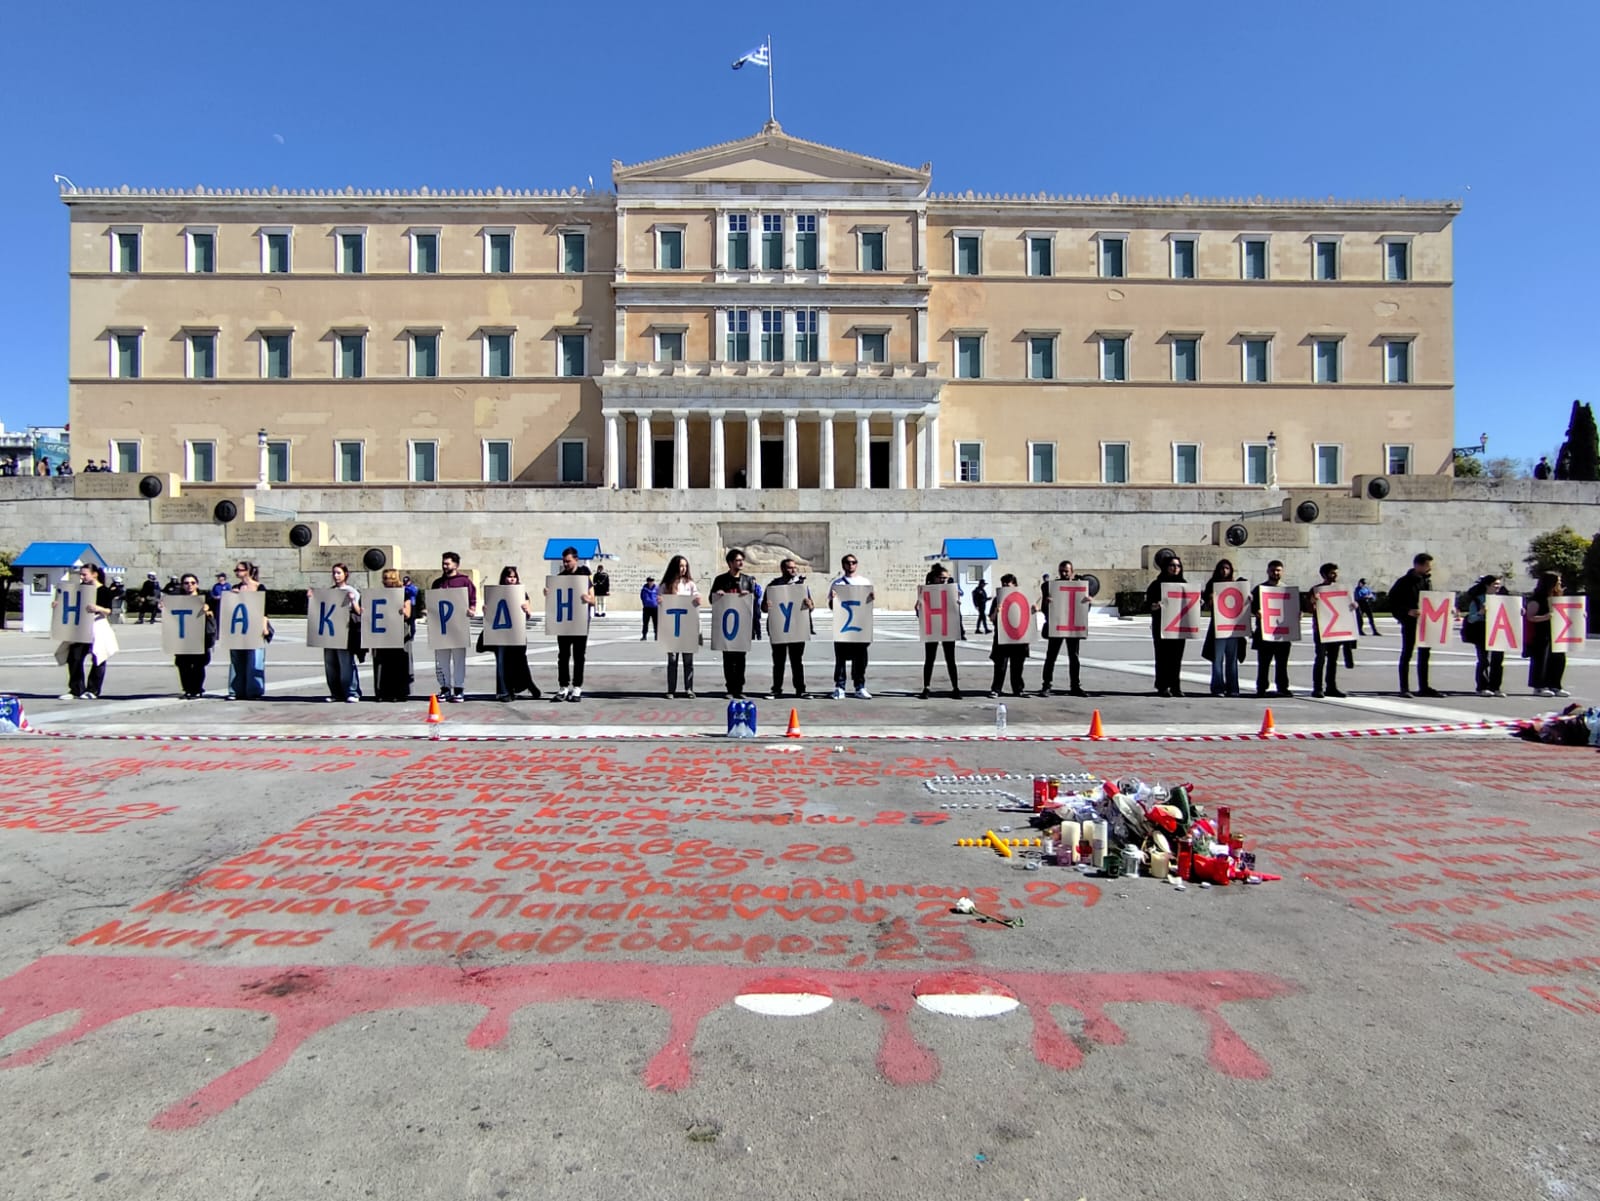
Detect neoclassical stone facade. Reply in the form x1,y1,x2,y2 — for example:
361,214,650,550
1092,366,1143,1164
64,124,1457,489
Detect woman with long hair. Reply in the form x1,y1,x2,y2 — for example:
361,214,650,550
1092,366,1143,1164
1525,571,1571,697
1202,559,1245,697
1146,554,1188,697
172,573,216,699
226,560,272,700
660,554,702,698
917,562,962,698
1460,574,1507,696
59,563,114,700
372,568,414,702
492,565,541,701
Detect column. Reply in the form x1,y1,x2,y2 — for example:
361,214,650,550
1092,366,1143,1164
855,412,871,489
709,410,726,490
636,411,653,490
672,410,689,490
783,410,799,489
603,414,620,488
893,413,908,490
747,413,762,489
925,410,941,489
820,416,835,490
914,414,928,490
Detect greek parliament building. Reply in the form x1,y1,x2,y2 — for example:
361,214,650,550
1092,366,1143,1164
64,124,1456,492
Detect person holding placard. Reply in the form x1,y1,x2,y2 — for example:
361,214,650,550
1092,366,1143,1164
1202,559,1246,697
224,561,272,700
828,554,875,700
710,548,758,699
917,563,963,699
763,558,813,699
170,574,216,699
1039,561,1088,697
308,563,363,704
372,569,414,703
429,552,478,702
1460,574,1509,697
1387,552,1441,698
1308,563,1354,698
1145,555,1189,697
58,563,114,699
1249,560,1296,698
987,573,1036,697
545,547,594,703
659,554,702,698
1525,572,1571,697
489,566,541,702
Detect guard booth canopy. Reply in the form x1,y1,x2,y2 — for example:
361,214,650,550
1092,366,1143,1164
541,538,605,562
926,538,998,562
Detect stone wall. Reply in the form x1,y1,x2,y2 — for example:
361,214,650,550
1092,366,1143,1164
2,477,1596,605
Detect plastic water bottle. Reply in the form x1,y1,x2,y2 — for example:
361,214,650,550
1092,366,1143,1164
994,703,1007,733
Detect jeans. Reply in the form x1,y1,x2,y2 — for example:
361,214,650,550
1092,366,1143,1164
324,649,361,700
229,648,267,699
667,652,694,694
1474,645,1504,692
1209,636,1241,695
1397,619,1430,692
833,645,869,690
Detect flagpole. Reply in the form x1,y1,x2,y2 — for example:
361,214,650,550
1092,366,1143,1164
767,35,776,125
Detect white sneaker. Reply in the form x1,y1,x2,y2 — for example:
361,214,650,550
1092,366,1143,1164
1535,688,1555,697
853,687,872,700
830,687,845,700
345,696,360,703
552,687,570,702
58,692,77,700
1554,688,1571,697
568,687,582,702
1493,690,1506,697
1476,689,1493,697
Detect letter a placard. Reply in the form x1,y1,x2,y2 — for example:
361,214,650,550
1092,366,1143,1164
1484,594,1523,654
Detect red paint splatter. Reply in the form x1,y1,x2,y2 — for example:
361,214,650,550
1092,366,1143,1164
0,955,1294,1130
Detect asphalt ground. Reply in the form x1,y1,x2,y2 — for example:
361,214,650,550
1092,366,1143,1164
1,615,1598,1201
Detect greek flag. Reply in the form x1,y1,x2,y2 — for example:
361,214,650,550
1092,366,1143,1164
732,41,769,70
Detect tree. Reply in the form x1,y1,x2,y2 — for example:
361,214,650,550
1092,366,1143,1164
1554,399,1599,481
1452,452,1484,478
1484,456,1524,480
0,550,14,631
1525,525,1592,590
1584,532,1600,635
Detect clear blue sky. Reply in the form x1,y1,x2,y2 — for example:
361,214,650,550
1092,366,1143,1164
3,0,1592,466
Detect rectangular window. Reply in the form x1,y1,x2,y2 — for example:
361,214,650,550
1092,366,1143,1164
726,214,750,270
187,332,217,379
263,333,291,380
1315,444,1343,486
1313,239,1339,281
658,228,684,270
483,440,512,483
1029,441,1056,483
1384,340,1412,384
655,330,685,362
411,332,439,378
955,335,982,379
956,441,982,483
1028,335,1056,380
1313,338,1341,383
1172,337,1199,382
1099,236,1126,279
1170,237,1196,279
1173,442,1200,484
759,308,783,361
859,229,885,272
725,310,750,361
186,441,216,483
1100,336,1127,381
114,332,141,379
1244,442,1270,485
410,440,438,483
188,230,216,274
336,441,364,483
113,441,141,473
1101,442,1129,484
794,309,819,362
1384,240,1410,281
486,231,513,274
558,333,587,377
558,439,586,484
561,230,586,273
1243,338,1270,383
338,231,365,274
954,234,980,276
1027,235,1053,277
1386,444,1413,474
264,230,291,273
760,214,783,270
265,440,290,484
412,231,440,274
114,230,140,273
1242,238,1268,280
794,214,818,269
858,331,887,363
485,333,512,378
337,333,365,379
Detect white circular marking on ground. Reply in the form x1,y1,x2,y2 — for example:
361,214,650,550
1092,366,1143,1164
734,992,834,1017
914,992,1021,1018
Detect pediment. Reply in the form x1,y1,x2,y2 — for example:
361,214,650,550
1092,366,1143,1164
613,125,930,187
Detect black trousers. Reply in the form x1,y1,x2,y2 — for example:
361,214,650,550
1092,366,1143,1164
833,645,868,689
1313,644,1342,693
923,641,959,690
641,607,658,639
175,653,209,696
723,651,747,697
990,647,1027,695
1474,645,1504,692
1397,619,1430,691
771,643,805,694
1152,637,1185,693
557,635,587,688
66,642,106,697
1256,642,1291,693
1041,637,1081,690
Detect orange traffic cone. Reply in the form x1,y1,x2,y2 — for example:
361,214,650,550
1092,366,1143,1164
426,694,443,724
1258,707,1276,737
785,707,802,738
1087,709,1105,740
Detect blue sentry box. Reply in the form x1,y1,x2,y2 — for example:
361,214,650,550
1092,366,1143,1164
725,699,758,737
